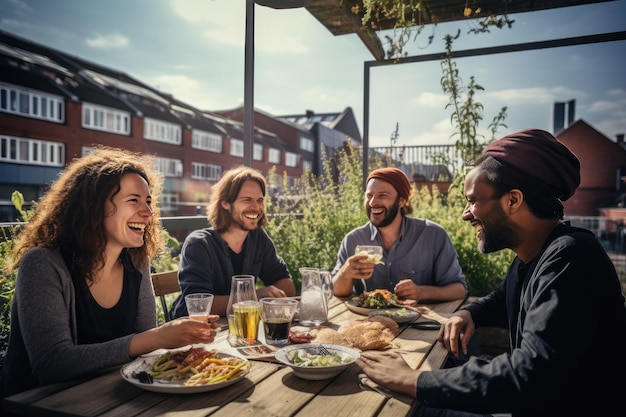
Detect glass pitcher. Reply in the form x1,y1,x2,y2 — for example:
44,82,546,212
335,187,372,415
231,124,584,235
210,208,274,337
298,267,328,326
226,275,261,345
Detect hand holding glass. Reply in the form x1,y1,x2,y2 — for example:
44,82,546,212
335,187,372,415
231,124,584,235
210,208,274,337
355,245,384,264
260,298,299,345
185,293,214,322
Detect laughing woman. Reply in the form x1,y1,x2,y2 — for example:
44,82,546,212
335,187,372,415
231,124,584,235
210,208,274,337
0,147,219,398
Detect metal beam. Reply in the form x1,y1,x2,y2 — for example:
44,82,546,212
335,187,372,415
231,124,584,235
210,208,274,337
361,31,626,186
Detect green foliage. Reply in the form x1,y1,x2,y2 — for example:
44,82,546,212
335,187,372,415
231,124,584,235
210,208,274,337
411,182,514,296
265,147,375,293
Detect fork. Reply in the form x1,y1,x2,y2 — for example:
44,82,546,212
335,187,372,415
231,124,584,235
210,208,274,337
316,344,332,356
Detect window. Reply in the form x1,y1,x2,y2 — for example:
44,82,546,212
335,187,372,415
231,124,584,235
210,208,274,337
82,103,130,135
192,130,222,152
160,192,179,212
144,118,181,145
230,139,243,157
155,157,183,177
191,162,222,180
0,83,64,123
268,148,280,164
303,159,313,172
0,135,65,167
299,136,314,152
285,152,298,167
254,143,263,161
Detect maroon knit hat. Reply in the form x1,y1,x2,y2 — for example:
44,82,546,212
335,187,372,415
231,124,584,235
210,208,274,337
485,129,581,201
367,167,412,200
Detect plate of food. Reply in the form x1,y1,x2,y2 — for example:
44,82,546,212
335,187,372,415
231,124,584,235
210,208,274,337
367,308,420,323
121,346,251,394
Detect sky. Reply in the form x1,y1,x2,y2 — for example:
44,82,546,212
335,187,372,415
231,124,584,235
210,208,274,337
1,0,625,147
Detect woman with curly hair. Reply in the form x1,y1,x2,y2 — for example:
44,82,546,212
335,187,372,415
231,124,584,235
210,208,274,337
0,147,219,398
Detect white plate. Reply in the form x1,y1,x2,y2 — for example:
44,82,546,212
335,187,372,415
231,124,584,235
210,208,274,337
274,343,360,380
345,300,419,322
120,351,250,394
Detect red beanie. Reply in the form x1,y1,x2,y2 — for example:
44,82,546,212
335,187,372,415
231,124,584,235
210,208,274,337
367,168,412,200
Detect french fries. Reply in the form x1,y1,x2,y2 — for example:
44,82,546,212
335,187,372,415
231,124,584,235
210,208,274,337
149,347,250,386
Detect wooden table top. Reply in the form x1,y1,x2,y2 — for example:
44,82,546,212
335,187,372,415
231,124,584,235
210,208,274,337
2,296,466,417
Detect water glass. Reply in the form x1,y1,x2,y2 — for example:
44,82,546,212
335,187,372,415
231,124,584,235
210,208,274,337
184,293,214,322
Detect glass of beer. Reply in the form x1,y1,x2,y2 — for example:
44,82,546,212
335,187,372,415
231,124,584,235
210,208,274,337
233,300,262,345
260,298,299,345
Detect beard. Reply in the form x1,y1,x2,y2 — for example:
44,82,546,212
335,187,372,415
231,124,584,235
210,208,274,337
231,211,260,232
368,198,400,228
477,205,516,254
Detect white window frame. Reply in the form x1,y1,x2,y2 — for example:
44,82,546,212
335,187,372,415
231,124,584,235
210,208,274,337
0,135,65,167
253,143,263,161
268,147,280,164
299,135,314,152
192,129,222,153
144,118,181,145
285,152,298,167
0,83,64,123
303,159,313,173
230,139,244,157
191,162,222,180
82,103,130,135
155,157,183,177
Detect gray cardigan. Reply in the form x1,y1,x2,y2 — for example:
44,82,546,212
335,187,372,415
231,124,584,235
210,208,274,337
0,247,157,397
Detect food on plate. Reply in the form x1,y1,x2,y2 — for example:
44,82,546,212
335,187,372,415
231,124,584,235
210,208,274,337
352,289,398,309
310,326,352,346
286,348,354,367
290,316,399,351
289,330,313,344
369,308,410,318
149,347,249,386
339,316,399,350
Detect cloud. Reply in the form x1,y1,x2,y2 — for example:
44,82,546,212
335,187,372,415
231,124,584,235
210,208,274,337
85,33,129,50
487,86,581,104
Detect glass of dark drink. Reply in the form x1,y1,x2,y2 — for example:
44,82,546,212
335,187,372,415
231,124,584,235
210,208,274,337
260,298,299,345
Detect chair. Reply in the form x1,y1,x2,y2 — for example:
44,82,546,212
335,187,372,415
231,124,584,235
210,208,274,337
151,270,181,322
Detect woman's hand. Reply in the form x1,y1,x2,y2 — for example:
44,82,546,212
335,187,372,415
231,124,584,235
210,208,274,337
129,315,220,357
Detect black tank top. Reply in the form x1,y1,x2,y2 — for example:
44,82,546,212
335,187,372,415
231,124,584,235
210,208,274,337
74,267,141,344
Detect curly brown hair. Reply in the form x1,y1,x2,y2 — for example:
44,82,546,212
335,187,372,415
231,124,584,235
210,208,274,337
207,166,267,232
8,146,165,285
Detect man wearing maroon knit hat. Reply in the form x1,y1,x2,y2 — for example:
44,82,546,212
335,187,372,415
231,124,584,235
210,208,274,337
331,167,468,304
357,129,626,417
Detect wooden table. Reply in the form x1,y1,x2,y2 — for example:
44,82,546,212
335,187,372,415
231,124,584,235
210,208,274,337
2,296,465,417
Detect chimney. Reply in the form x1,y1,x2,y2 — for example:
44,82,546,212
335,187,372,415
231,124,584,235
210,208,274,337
305,110,314,118
617,133,625,145
553,100,576,133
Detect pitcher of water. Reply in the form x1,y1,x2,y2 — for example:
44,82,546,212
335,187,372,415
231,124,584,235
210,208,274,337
226,275,261,345
298,267,328,326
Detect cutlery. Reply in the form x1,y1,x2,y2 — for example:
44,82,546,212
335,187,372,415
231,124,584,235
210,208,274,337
358,376,392,399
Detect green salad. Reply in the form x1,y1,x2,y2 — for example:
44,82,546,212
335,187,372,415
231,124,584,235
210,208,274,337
286,349,353,367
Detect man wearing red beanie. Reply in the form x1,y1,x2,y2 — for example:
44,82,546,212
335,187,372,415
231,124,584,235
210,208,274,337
331,167,468,304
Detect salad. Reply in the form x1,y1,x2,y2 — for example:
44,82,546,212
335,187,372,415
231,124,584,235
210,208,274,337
286,349,353,367
353,289,397,309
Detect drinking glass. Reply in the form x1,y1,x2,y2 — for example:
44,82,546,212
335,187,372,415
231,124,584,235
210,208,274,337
226,275,261,345
184,293,214,322
260,297,299,345
355,245,383,264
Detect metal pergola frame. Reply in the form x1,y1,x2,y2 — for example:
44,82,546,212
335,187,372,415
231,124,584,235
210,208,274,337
360,30,626,186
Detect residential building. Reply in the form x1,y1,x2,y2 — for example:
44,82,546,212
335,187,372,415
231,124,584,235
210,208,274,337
0,30,361,221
